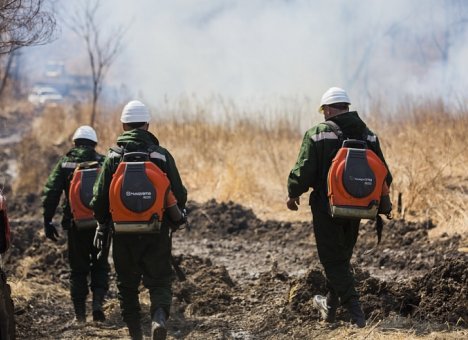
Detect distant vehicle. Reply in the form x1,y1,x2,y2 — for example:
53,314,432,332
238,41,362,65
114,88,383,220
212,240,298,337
28,86,64,106
45,61,65,79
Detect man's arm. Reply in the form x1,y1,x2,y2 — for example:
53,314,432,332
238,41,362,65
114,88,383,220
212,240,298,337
42,158,67,221
90,155,114,224
372,135,393,187
287,131,318,200
164,150,187,208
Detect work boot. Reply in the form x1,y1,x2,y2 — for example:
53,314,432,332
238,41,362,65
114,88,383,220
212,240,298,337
151,307,167,340
345,298,366,328
75,314,86,324
92,291,106,322
127,321,143,340
325,292,339,323
73,300,86,323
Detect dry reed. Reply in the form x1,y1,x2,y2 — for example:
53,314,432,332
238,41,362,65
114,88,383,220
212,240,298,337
11,98,468,237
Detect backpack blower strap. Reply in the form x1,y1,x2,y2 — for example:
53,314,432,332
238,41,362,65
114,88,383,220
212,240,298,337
323,120,344,141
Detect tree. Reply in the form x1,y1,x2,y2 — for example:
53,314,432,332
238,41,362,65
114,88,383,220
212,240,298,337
0,0,56,55
68,0,126,126
0,52,15,97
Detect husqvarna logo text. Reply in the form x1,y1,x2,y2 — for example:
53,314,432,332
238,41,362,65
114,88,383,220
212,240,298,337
349,176,374,185
126,191,152,199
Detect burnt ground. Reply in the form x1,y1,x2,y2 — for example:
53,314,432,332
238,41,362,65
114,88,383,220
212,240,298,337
1,195,467,339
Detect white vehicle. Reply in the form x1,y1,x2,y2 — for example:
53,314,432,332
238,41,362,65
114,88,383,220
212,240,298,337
28,86,64,106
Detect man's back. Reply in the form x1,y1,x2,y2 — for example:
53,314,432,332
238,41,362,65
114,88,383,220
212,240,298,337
42,145,104,226
91,128,187,224
288,111,391,212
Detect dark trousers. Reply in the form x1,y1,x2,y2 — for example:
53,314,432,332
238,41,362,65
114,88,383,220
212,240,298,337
112,227,172,325
68,225,110,304
311,206,360,305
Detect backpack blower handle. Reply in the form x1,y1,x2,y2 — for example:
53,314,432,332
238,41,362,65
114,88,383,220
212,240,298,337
342,139,367,149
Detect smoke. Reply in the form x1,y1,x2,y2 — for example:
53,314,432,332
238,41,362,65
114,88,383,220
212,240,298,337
24,0,468,115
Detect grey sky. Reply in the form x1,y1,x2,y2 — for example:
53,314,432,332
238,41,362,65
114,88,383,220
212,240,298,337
26,0,468,113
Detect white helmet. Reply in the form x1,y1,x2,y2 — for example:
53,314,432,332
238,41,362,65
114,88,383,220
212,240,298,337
120,100,151,123
72,125,98,143
319,87,351,112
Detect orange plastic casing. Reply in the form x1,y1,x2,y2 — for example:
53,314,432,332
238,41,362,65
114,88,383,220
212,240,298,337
69,169,96,221
109,162,170,223
328,148,388,208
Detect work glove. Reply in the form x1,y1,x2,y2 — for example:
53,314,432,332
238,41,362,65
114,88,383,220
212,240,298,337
170,208,188,232
44,219,59,242
93,222,111,259
286,197,300,211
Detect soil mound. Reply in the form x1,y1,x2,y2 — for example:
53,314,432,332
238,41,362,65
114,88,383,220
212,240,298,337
412,258,467,325
5,218,68,284
186,199,311,242
288,259,467,327
172,254,236,316
356,219,466,272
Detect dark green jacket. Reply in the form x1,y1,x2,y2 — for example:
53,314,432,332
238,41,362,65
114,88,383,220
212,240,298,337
90,129,187,224
42,146,104,226
287,111,392,212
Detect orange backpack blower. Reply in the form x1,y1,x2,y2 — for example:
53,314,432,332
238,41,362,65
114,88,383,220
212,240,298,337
109,151,179,233
0,192,11,254
327,139,389,220
69,161,100,229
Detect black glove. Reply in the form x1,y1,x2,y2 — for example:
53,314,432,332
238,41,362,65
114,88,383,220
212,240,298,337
44,220,59,242
170,208,188,232
93,222,111,259
61,218,71,231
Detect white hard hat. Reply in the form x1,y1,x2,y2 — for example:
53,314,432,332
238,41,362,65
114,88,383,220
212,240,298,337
120,100,151,123
72,125,98,143
319,87,351,112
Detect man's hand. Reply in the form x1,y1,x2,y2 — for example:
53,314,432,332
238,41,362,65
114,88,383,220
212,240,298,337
286,197,300,211
170,208,188,232
93,222,111,259
44,220,59,242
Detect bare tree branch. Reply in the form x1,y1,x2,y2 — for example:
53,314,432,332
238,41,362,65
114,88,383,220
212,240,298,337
0,0,56,54
66,0,126,126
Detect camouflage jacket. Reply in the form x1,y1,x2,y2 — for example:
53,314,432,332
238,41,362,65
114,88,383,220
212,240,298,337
287,111,392,212
42,146,104,227
90,129,187,224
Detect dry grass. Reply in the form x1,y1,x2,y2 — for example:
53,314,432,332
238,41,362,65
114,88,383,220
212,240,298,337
12,98,468,238
371,102,468,237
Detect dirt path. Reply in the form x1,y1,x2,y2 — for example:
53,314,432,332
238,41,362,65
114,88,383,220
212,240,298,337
1,196,466,339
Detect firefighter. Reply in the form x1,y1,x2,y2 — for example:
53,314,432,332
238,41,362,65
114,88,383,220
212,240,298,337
91,100,187,340
42,125,109,323
286,87,392,327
